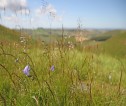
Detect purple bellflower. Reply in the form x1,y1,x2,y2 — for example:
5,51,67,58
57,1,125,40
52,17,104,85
50,65,55,71
23,65,30,76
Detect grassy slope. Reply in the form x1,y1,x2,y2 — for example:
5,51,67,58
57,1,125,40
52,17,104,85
100,30,126,58
0,25,20,42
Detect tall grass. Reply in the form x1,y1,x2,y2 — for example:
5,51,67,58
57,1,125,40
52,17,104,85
0,34,126,106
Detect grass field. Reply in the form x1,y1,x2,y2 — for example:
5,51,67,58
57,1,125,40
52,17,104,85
100,30,126,58
0,25,126,106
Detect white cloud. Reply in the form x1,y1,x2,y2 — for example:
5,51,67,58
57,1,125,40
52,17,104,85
3,14,33,28
0,0,8,9
46,4,56,14
17,8,30,15
0,0,63,28
35,4,56,15
35,7,43,16
4,15,20,22
0,0,27,12
35,4,63,22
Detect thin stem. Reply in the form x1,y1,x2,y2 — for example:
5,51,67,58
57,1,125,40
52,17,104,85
0,64,16,87
0,93,6,106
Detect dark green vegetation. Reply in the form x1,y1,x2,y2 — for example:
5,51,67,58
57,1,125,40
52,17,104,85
0,25,126,106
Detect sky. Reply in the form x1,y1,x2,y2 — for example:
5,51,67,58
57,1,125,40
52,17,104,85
0,0,126,29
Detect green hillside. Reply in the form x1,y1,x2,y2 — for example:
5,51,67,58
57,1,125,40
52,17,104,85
100,30,126,58
22,28,61,42
0,25,19,42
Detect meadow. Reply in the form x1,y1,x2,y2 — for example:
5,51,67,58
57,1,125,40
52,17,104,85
0,25,126,106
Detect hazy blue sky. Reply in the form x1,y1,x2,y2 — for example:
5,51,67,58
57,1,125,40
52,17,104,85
0,0,126,29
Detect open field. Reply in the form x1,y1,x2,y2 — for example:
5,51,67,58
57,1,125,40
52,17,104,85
0,25,126,106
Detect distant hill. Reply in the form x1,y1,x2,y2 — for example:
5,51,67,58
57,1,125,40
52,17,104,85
22,28,65,42
0,25,20,43
90,30,118,41
100,30,126,58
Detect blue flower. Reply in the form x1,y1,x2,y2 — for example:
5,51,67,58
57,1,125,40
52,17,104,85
23,65,30,76
50,65,55,71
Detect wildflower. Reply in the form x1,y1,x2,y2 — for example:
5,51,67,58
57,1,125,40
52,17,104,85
50,65,55,71
23,65,30,76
